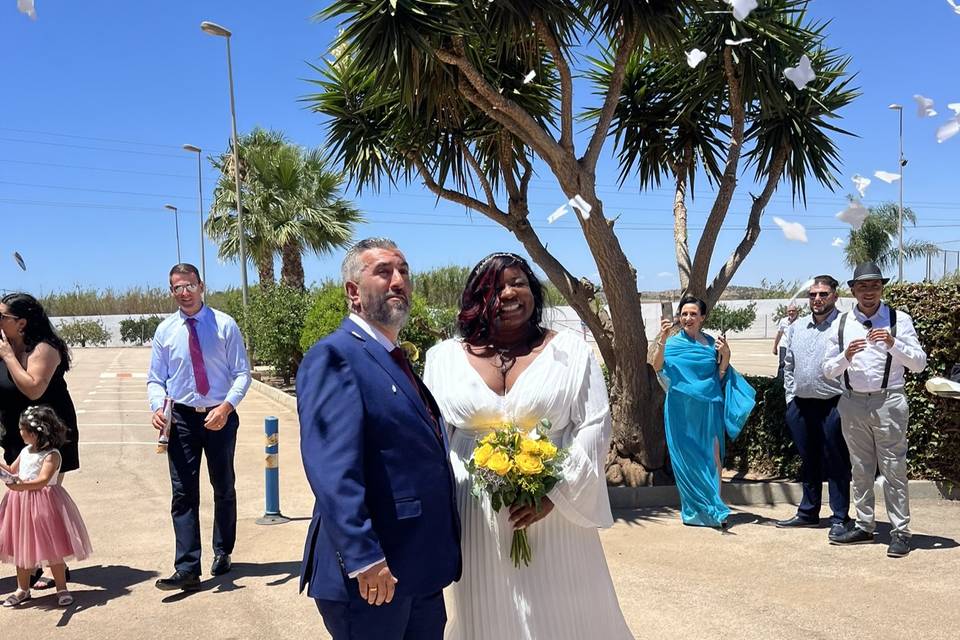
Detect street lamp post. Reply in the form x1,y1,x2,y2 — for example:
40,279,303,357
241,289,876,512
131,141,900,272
201,20,249,319
888,103,905,281
164,204,182,263
183,144,206,283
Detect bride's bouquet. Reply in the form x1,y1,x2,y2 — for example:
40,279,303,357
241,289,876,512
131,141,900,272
466,419,566,567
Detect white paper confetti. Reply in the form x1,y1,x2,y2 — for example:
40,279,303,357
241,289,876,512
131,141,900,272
784,55,816,90
936,118,960,144
836,201,869,230
852,174,871,199
831,237,845,248
17,0,35,19
725,0,758,21
724,37,753,46
947,102,960,116
522,70,536,84
913,94,937,118
949,0,960,15
772,216,808,243
873,170,901,184
686,49,708,69
568,194,592,220
546,204,568,224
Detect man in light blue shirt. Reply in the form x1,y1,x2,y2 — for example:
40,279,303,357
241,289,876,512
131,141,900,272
147,263,250,591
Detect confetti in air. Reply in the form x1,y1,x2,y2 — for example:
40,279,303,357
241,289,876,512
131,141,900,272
546,205,568,224
831,237,845,248
784,55,816,90
772,217,808,243
725,0,758,21
523,70,536,84
17,0,35,19
913,95,937,118
873,170,901,184
568,194,592,220
852,174,871,199
686,49,707,68
836,201,869,230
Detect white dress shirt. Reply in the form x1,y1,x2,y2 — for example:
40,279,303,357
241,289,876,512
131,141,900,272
822,303,927,392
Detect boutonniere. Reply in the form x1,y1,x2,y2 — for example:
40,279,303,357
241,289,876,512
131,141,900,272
399,340,419,363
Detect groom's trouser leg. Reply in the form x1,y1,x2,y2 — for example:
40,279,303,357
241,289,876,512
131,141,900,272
316,595,422,640
403,591,446,640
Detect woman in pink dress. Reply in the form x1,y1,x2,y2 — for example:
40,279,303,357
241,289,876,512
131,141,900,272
0,405,92,607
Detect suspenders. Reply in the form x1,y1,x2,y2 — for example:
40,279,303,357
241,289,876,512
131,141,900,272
837,307,898,390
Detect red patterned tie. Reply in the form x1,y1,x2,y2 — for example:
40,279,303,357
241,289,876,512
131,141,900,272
186,318,210,396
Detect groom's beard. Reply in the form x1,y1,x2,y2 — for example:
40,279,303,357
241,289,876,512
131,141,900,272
362,291,410,331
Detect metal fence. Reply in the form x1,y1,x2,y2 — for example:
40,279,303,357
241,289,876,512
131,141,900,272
924,248,960,282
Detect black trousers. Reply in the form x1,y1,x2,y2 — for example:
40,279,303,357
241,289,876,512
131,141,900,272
167,406,238,575
785,396,851,524
316,590,446,640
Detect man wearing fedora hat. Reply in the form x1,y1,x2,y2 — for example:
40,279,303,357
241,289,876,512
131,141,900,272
822,262,927,557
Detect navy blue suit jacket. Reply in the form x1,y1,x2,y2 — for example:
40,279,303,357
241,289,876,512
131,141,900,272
297,318,462,602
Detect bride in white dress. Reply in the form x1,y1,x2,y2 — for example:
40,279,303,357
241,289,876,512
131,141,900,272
423,253,633,640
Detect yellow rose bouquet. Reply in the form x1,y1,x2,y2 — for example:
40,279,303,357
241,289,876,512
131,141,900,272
466,419,565,567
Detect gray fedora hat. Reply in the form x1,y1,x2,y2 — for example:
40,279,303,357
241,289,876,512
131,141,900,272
847,261,890,287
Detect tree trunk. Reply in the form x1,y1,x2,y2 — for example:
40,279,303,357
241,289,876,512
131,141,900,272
256,255,275,288
605,358,668,487
280,241,306,290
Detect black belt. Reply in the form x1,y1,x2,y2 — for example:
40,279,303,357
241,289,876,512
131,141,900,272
173,402,220,414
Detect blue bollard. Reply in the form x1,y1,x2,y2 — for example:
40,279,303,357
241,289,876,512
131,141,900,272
256,416,289,525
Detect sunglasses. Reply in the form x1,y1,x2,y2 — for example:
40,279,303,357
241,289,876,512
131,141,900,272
0,313,19,321
171,284,200,295
807,292,832,299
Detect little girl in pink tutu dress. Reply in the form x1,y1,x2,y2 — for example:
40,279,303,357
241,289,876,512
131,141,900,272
0,405,92,607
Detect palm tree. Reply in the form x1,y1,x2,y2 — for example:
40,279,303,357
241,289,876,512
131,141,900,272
843,202,936,270
206,128,363,290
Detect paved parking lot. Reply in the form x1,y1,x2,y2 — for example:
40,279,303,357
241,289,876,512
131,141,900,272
4,347,958,639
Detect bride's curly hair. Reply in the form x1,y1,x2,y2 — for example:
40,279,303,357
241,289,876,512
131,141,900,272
457,252,545,344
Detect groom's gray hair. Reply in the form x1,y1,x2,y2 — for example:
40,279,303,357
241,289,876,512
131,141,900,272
341,237,400,284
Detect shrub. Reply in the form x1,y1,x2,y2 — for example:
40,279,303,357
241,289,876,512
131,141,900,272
247,285,311,385
772,303,811,323
886,282,960,481
704,302,757,334
119,316,164,345
299,285,457,375
57,319,110,347
723,375,798,477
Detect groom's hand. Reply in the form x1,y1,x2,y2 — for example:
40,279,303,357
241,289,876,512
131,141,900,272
357,560,398,606
509,497,554,530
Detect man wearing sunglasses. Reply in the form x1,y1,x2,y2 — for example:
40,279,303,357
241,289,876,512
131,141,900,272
147,263,251,590
777,275,852,538
822,262,927,558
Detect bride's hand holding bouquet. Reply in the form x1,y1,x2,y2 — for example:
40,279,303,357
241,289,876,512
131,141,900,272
466,419,565,567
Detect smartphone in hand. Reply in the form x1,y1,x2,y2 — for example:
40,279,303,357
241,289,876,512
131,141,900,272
660,300,675,326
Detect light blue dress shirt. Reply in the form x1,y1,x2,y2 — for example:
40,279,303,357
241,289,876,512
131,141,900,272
146,305,251,411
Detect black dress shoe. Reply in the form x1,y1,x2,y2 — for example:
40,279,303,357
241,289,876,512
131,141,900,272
155,570,201,591
829,527,875,546
775,515,819,529
210,554,232,576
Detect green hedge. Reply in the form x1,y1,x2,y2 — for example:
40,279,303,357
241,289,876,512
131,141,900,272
723,282,960,481
885,282,960,481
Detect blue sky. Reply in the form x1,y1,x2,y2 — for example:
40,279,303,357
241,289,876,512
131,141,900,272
3,1,959,296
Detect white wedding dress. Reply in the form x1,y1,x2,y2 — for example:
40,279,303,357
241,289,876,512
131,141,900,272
424,331,633,640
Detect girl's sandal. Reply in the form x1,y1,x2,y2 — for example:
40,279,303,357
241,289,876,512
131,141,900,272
56,590,74,607
2,590,31,607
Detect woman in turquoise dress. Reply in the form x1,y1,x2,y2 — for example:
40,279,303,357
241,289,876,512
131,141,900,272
653,296,756,528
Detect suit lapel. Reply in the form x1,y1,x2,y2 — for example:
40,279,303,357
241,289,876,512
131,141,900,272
341,318,438,442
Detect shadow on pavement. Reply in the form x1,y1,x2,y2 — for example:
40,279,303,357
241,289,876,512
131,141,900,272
157,560,302,601
0,564,162,626
613,506,678,525
871,522,959,551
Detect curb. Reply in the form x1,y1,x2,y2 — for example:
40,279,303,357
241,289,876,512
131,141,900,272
609,479,959,510
250,378,298,412
247,379,960,510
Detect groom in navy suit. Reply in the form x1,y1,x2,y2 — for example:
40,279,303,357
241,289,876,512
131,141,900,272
297,237,461,639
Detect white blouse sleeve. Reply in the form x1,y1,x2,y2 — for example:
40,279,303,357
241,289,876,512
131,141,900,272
547,340,615,529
